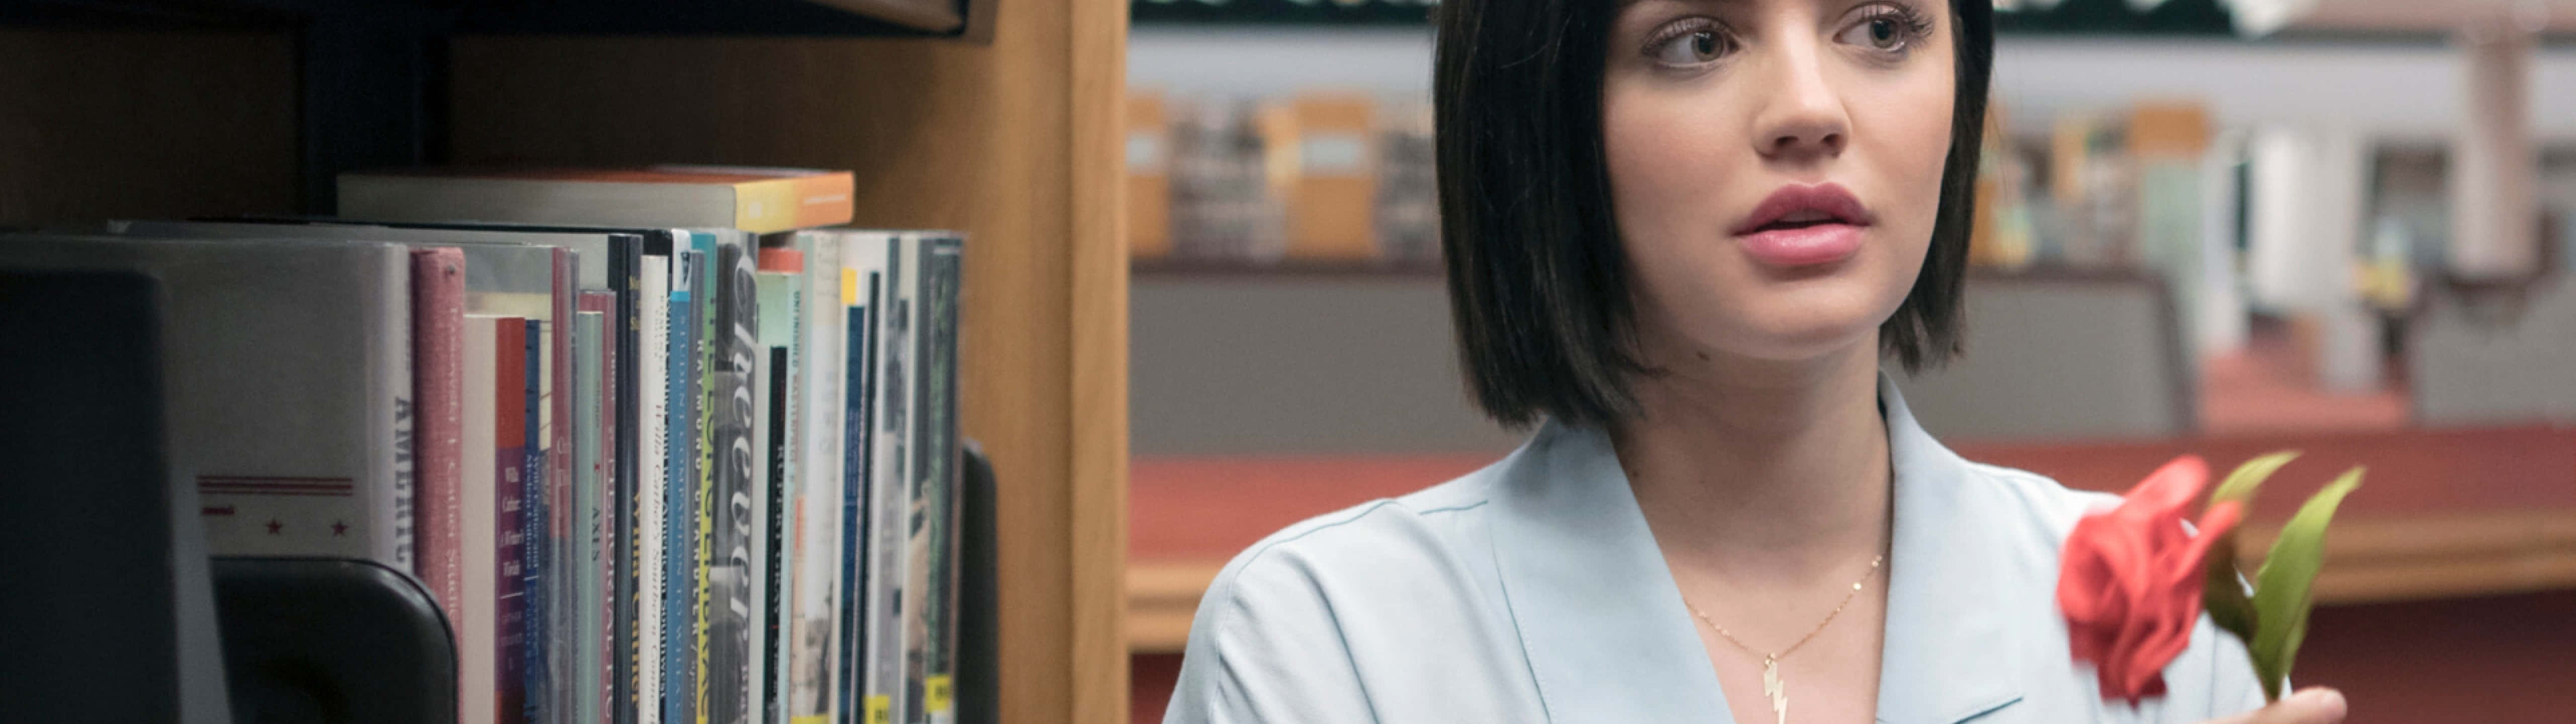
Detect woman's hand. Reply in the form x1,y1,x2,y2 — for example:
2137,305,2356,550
2207,688,2347,724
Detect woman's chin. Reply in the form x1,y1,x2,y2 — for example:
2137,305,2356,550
1696,298,1899,365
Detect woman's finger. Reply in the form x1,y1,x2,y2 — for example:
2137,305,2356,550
2209,688,2347,724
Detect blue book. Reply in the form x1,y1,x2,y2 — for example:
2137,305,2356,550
685,230,722,722
522,318,548,724
663,248,700,724
834,271,877,724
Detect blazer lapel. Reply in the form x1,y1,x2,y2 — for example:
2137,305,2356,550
1487,420,1735,723
1876,373,2026,724
1485,375,2025,724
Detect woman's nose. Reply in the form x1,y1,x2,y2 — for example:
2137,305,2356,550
1749,36,1852,162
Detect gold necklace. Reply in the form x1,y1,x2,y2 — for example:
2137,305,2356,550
1683,554,1884,724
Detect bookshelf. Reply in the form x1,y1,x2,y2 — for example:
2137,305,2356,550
0,1,1131,722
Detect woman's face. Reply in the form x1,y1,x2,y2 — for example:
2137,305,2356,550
1603,0,1955,367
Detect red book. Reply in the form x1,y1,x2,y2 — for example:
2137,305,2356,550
412,247,467,628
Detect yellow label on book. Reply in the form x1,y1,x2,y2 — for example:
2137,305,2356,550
841,268,857,307
925,675,954,712
791,717,830,724
864,695,891,724
737,179,798,233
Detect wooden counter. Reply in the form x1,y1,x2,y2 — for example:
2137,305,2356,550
1126,425,2576,653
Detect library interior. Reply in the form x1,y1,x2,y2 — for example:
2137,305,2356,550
3,1,2573,723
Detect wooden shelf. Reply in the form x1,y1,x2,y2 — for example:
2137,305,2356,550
1127,511,2576,654
2,0,988,214
2,0,974,35
1,0,1128,721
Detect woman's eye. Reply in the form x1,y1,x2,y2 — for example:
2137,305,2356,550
1653,29,1728,66
1838,15,1913,52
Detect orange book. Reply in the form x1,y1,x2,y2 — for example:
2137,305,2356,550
340,165,855,234
1129,93,1174,259
1284,94,1379,261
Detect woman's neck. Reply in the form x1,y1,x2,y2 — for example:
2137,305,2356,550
1613,338,1893,584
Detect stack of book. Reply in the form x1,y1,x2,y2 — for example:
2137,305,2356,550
0,165,972,724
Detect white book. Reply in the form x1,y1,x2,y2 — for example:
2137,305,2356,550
0,236,414,572
789,230,848,724
637,252,671,724
461,315,503,724
882,234,931,724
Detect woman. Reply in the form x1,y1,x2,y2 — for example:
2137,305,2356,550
1164,2,2349,722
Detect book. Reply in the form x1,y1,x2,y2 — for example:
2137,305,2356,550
637,250,671,724
664,247,702,724
835,259,879,724
707,240,762,724
462,314,511,724
787,231,847,724
413,247,468,634
834,234,896,721
747,326,776,724
339,166,856,234
0,235,415,573
910,235,964,724
495,316,532,724
516,316,547,724
574,304,607,724
850,230,910,724
755,248,806,724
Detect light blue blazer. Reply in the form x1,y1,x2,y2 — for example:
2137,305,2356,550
1164,373,2269,723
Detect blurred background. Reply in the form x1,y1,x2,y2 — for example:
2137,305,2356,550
1122,1,2576,721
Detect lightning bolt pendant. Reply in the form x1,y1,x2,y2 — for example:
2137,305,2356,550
1762,656,1787,724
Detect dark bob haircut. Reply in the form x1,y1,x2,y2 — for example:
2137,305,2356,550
1434,0,1994,430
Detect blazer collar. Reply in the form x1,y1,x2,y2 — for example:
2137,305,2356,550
1487,372,2022,724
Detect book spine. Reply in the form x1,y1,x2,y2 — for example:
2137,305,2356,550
380,249,420,577
867,234,915,724
916,237,963,724
521,317,547,724
762,342,790,724
497,318,530,724
754,254,803,724
413,248,468,625
664,248,702,724
746,343,775,724
835,268,878,724
637,254,671,724
689,234,720,724
545,249,577,724
789,231,845,724
711,242,761,724
574,302,608,724
463,315,503,724
610,236,640,724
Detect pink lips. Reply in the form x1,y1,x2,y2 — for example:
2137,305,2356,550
1731,183,1873,268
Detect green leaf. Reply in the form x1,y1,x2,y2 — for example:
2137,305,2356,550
2202,529,2257,650
2213,450,2301,507
2247,468,2362,702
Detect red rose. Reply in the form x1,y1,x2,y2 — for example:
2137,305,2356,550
2057,455,2245,703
